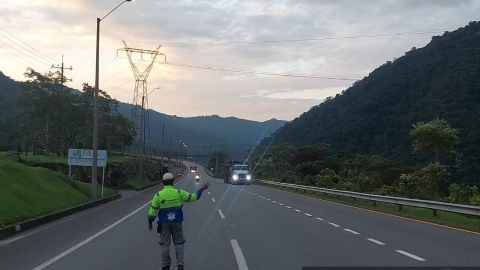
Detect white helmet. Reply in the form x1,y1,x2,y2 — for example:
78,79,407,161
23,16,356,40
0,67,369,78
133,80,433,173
163,173,174,181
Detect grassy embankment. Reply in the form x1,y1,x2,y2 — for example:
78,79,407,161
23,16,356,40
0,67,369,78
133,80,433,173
0,156,116,228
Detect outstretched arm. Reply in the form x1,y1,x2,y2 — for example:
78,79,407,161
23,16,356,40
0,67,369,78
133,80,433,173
179,182,211,203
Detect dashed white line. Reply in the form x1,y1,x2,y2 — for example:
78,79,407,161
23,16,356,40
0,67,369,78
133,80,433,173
343,229,359,235
211,198,216,202
316,217,324,221
218,209,225,219
285,206,292,209
294,209,301,212
396,250,426,261
231,239,249,270
304,213,313,217
272,201,277,203
278,203,283,206
328,222,340,227
266,198,271,201
208,192,211,195
367,238,385,245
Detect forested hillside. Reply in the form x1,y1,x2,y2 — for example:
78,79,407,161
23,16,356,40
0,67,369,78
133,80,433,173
274,21,480,185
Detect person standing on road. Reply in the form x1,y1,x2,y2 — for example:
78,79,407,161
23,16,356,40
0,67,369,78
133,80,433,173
148,172,211,270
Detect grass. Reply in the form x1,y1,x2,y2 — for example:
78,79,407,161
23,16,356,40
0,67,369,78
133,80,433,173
121,176,155,189
258,182,480,233
0,151,133,165
0,157,117,228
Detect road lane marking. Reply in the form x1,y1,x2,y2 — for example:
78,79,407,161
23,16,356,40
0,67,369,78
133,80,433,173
31,177,188,269
212,198,216,202
231,239,249,270
278,203,283,206
218,209,225,219
285,206,292,209
208,192,211,195
32,201,150,270
304,213,312,217
344,229,359,235
316,217,324,221
294,209,301,212
367,238,385,245
396,250,426,261
328,222,340,227
267,198,271,201
272,201,277,203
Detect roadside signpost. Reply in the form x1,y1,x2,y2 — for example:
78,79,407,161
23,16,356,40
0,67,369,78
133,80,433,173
68,149,108,197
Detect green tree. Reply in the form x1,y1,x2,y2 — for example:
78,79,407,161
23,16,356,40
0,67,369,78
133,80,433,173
409,162,450,200
410,119,460,163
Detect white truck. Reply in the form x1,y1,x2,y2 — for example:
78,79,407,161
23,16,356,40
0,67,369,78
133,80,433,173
227,164,252,185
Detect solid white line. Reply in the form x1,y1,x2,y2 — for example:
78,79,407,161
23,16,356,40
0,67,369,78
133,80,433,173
328,222,340,227
304,213,312,217
32,178,191,270
230,239,249,270
367,238,385,245
344,229,359,235
218,209,225,219
211,198,216,203
316,217,324,221
285,206,292,209
32,201,150,270
294,209,301,212
396,250,426,261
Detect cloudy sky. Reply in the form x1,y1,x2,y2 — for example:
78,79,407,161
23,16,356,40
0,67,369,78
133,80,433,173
0,0,479,122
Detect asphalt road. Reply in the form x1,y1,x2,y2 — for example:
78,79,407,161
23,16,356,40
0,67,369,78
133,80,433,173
1,162,480,270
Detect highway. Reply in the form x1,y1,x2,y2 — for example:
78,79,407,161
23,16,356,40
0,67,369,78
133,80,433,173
1,162,480,270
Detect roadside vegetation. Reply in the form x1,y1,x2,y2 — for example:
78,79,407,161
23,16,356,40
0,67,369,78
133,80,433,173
0,157,117,228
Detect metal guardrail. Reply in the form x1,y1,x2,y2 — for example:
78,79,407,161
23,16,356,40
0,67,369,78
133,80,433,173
257,180,480,217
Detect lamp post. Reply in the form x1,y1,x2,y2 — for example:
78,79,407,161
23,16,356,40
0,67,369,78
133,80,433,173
91,0,134,200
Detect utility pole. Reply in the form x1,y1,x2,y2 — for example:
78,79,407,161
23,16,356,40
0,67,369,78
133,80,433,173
49,55,72,156
51,55,73,84
169,137,172,171
161,123,165,173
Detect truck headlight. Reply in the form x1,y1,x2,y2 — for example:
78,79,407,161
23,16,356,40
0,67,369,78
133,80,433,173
233,175,238,180
247,175,251,180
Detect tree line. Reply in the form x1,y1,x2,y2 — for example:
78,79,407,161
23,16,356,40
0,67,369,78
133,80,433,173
251,119,480,206
1,68,135,156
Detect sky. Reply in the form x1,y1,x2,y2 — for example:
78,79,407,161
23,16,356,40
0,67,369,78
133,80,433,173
0,0,479,122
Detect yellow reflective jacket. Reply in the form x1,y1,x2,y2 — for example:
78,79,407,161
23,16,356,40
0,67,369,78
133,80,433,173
148,185,204,224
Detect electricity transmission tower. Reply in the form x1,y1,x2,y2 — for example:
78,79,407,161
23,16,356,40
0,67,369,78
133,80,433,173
118,41,166,179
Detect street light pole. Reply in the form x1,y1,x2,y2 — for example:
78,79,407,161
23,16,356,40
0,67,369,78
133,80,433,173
91,0,133,200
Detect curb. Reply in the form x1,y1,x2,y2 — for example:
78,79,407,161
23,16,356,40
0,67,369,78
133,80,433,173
0,193,122,240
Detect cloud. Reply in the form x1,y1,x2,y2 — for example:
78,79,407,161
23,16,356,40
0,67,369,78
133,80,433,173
0,0,479,122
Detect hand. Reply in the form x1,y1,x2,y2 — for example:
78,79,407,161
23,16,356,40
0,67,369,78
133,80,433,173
202,182,211,190
148,224,152,231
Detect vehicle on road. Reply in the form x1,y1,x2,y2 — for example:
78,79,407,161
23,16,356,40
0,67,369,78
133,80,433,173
190,165,197,173
195,174,200,182
224,160,252,185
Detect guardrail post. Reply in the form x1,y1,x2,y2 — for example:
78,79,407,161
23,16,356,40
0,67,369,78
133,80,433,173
352,197,356,202
432,209,438,217
372,201,377,207
398,204,402,212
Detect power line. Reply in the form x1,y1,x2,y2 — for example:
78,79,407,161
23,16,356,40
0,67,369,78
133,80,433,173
0,26,59,64
0,42,46,71
0,31,52,66
0,38,50,68
70,44,121,82
127,29,453,46
163,62,360,81
72,57,117,89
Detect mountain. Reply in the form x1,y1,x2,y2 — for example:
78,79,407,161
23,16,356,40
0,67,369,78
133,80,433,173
116,103,285,159
0,72,286,159
273,21,480,185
